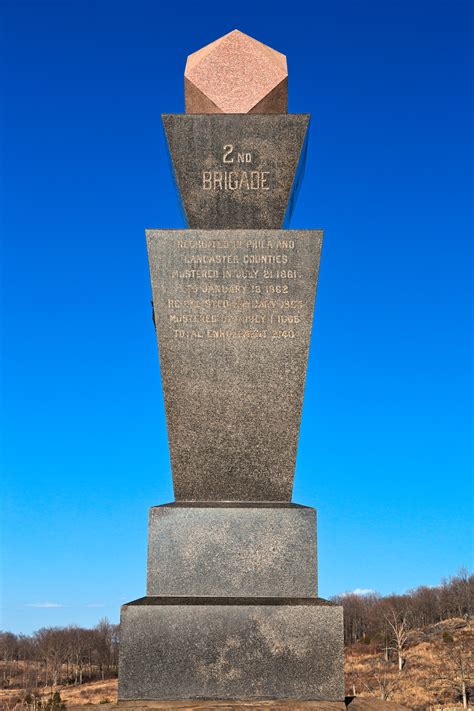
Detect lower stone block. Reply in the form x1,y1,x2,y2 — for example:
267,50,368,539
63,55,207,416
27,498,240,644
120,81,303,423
118,597,344,701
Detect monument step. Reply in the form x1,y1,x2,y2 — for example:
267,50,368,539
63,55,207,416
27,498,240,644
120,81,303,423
70,700,411,710
147,502,318,598
116,702,346,709
119,597,344,702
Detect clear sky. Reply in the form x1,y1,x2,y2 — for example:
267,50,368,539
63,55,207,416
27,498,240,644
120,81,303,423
1,0,472,634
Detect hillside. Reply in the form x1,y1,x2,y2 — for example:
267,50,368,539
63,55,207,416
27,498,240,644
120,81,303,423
1,617,472,710
345,617,473,709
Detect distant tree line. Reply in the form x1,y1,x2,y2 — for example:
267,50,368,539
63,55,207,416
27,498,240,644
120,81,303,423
333,568,473,648
334,570,473,708
0,619,118,697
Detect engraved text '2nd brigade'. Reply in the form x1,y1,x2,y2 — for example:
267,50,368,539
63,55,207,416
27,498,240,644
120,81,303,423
203,145,270,191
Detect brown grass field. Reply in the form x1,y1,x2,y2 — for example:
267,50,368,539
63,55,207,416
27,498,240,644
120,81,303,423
1,618,472,710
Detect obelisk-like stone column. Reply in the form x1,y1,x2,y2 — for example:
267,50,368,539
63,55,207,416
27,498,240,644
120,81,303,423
119,30,344,703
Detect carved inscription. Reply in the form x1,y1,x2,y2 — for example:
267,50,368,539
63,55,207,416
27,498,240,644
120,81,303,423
146,229,321,501
202,145,270,192
163,236,312,341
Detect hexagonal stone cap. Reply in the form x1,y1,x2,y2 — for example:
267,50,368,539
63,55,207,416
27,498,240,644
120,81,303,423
185,30,288,114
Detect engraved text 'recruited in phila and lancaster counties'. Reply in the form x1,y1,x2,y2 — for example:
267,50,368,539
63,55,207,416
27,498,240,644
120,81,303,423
147,229,323,502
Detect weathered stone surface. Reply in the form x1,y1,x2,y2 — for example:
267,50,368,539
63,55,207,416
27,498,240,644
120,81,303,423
114,701,346,709
74,699,411,709
119,598,344,701
147,503,317,597
162,114,309,229
185,30,288,114
146,229,322,501
71,700,412,710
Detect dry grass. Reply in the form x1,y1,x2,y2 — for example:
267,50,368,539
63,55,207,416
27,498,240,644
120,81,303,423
53,679,117,705
345,618,473,710
1,619,472,710
0,679,118,708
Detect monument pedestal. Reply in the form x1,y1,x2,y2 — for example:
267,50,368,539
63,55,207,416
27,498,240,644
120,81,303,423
119,597,344,702
119,31,345,704
118,225,345,700
119,501,344,702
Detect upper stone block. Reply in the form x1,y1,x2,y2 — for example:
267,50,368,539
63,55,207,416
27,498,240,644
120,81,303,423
185,30,288,114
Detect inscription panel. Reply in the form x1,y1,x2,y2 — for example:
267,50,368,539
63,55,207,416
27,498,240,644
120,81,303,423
162,114,310,230
147,229,323,501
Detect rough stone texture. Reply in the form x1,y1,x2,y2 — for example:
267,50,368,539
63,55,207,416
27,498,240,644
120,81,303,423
74,700,411,710
119,598,344,701
146,229,322,501
147,503,317,597
118,40,346,702
115,702,346,709
185,30,288,114
162,114,309,229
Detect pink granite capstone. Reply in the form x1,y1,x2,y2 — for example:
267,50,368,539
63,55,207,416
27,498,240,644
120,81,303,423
184,30,288,114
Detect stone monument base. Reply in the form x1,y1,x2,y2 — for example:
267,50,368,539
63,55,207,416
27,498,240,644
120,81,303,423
112,702,410,710
119,597,344,702
116,702,346,709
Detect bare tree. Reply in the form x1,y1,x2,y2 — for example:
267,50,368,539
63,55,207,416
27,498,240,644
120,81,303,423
359,657,402,701
384,606,412,671
435,633,473,709
409,584,441,627
0,632,19,686
94,618,116,680
440,569,474,620
332,592,380,645
34,628,67,691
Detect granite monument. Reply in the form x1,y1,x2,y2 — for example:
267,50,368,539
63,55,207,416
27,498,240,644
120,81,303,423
119,30,345,703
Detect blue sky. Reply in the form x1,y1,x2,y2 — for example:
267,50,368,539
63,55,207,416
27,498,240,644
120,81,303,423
1,0,472,634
